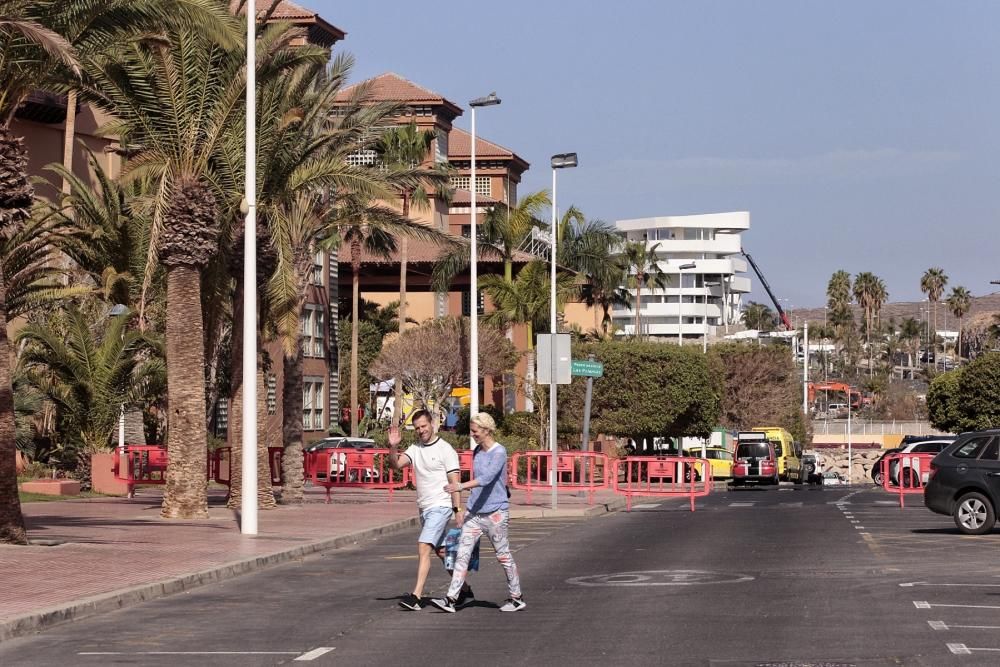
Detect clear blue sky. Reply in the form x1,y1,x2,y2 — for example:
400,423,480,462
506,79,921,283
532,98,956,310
314,0,1000,308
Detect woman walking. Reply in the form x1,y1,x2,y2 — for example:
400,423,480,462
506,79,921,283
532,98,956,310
430,413,525,613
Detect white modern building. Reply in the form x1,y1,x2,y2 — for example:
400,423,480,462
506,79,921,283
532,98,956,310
611,211,752,341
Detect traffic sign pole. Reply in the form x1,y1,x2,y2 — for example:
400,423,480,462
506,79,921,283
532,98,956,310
581,354,596,453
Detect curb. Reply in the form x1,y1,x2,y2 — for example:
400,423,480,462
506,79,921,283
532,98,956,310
0,515,421,643
0,498,631,643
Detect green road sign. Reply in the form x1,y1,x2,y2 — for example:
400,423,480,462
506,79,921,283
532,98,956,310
571,359,604,378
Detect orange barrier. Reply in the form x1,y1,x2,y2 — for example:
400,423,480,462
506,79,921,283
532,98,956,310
458,449,474,483
612,455,713,512
113,445,168,497
509,451,609,505
879,452,936,508
304,448,410,503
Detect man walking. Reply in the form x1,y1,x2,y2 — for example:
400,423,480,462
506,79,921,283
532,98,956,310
388,409,472,610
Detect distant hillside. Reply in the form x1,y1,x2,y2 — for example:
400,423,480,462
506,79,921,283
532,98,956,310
791,292,1000,330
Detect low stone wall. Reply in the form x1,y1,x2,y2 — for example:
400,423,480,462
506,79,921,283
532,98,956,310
807,447,883,484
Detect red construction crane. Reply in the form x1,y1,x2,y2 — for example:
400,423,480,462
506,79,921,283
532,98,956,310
741,248,792,330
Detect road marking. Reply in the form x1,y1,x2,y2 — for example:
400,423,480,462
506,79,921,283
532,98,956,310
79,652,302,656
779,502,803,507
948,644,972,655
928,621,949,630
729,502,755,507
914,601,1000,610
931,619,1000,630
631,503,661,509
850,520,860,523
295,647,336,661
875,500,898,505
854,525,865,529
901,581,1000,588
567,569,754,587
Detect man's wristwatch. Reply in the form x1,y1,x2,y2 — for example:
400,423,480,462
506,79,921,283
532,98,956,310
452,506,462,514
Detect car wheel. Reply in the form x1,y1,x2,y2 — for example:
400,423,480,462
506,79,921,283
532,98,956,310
901,468,919,488
873,470,884,486
953,492,996,535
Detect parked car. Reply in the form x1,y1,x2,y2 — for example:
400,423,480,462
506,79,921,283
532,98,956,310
730,435,778,487
821,471,846,486
924,430,1000,535
683,446,734,480
870,448,903,486
801,454,822,485
889,439,954,487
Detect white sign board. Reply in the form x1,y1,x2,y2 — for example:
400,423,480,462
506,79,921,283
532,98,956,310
536,334,572,385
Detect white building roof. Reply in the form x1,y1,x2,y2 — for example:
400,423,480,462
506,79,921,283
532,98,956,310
616,211,750,233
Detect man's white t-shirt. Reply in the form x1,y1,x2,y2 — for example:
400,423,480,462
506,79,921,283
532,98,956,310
405,437,460,511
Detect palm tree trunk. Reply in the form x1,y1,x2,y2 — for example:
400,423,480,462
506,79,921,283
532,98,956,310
280,339,305,504
0,285,27,544
350,242,361,437
161,265,209,519
226,287,244,509
634,286,642,339
255,365,276,509
60,91,76,197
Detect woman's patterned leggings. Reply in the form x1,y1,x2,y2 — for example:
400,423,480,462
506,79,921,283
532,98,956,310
446,509,521,600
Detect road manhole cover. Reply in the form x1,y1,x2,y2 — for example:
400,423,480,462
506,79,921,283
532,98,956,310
566,569,754,586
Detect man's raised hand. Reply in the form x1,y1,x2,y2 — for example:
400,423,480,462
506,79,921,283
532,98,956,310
388,425,402,447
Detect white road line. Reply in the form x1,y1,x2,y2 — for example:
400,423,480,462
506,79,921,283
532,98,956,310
875,500,898,505
631,503,662,509
78,652,301,656
729,502,755,507
779,502,803,507
295,647,336,661
854,525,865,529
928,621,949,631
914,601,1000,610
850,520,860,523
901,581,1000,588
931,620,1000,630
948,644,972,655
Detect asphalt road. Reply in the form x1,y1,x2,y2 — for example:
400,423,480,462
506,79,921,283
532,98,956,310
5,485,1000,666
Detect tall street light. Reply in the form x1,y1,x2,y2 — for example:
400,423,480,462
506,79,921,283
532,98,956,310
468,92,500,418
241,0,258,535
550,152,577,510
676,262,696,346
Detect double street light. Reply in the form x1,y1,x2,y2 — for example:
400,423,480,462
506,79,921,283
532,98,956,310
468,92,501,418
549,152,577,510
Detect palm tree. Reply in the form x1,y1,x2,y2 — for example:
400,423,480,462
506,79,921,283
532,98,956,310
619,240,667,339
480,260,576,350
16,305,163,479
338,194,457,436
852,272,887,376
946,286,972,361
899,317,922,369
920,267,948,370
741,301,776,332
375,121,448,423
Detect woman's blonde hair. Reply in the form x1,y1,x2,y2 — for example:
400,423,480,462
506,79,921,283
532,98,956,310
470,412,497,433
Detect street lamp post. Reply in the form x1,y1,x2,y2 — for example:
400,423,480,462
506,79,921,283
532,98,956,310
676,262,696,346
468,92,500,418
242,0,258,536
549,152,577,511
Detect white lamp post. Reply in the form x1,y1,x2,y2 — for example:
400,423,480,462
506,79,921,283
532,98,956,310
242,0,258,535
468,92,500,418
549,152,577,510
676,262,696,346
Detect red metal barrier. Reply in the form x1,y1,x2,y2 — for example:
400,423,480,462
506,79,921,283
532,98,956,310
612,455,713,512
211,447,284,488
880,452,936,507
458,449,474,483
509,451,609,505
113,445,169,497
304,448,410,503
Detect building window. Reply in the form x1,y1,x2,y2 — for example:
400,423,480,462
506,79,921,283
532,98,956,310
302,306,325,358
266,374,277,415
346,149,377,166
449,175,491,197
435,129,448,163
461,225,471,238
214,398,229,438
312,251,324,286
450,175,470,191
461,290,484,316
302,377,325,431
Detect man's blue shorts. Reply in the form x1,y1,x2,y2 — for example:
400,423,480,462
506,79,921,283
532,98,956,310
418,506,453,547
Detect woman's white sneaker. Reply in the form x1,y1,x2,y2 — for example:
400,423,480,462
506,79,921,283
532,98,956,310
499,597,526,612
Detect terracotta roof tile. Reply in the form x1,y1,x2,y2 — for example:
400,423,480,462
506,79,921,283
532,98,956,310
229,1,345,42
447,127,513,159
337,73,462,114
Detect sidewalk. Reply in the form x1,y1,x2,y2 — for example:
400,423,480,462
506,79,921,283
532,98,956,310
0,485,629,642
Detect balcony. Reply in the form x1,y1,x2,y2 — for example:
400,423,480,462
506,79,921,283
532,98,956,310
14,90,76,124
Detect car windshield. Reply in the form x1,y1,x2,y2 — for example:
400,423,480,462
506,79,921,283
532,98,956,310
737,443,770,459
